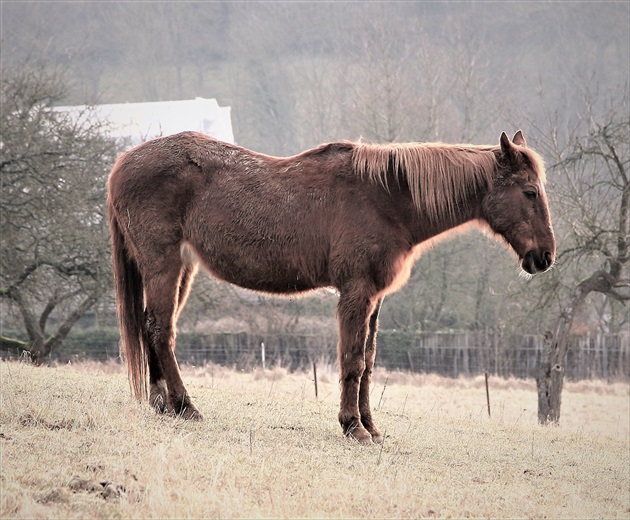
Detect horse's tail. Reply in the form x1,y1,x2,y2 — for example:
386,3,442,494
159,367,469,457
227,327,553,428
108,184,148,402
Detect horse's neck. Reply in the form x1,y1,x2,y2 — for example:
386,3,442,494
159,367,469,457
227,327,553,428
406,179,487,244
394,146,495,243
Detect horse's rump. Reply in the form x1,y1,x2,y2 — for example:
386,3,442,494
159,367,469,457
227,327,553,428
109,133,355,294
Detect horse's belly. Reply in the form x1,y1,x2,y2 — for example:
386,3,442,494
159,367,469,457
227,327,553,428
186,241,328,295
211,262,324,294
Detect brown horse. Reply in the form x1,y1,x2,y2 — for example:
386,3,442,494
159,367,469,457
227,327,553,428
107,130,555,444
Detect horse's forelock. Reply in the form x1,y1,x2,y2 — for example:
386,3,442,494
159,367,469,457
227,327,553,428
352,142,498,222
520,147,547,184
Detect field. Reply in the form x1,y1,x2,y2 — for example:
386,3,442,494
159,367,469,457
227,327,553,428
1,360,628,519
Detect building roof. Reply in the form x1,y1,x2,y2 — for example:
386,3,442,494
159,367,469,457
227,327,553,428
54,97,234,146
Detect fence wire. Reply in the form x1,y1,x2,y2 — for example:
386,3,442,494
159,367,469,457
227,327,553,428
45,330,630,381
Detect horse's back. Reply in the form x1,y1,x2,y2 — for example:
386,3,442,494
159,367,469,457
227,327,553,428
107,133,406,295
181,140,352,293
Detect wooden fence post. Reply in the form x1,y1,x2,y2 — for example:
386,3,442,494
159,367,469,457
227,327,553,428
406,351,414,372
485,371,491,418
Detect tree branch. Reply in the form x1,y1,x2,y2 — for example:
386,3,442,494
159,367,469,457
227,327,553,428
1,259,99,300
43,291,99,355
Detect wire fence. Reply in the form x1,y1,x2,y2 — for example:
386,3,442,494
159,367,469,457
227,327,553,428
47,329,630,381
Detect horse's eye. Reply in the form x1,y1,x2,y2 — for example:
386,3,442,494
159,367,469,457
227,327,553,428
524,190,537,200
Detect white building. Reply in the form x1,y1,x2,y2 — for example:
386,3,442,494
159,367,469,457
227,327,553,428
54,97,234,146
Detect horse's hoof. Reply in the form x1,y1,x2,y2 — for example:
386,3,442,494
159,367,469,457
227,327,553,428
178,406,203,421
361,419,383,444
168,395,203,421
370,432,384,444
345,424,374,445
355,434,374,446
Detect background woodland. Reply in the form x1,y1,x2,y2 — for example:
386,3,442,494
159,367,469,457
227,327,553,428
1,1,628,366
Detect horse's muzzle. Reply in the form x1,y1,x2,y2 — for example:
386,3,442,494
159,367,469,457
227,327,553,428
522,250,554,274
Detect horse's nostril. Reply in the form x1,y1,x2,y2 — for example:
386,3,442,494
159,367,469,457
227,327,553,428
523,250,553,274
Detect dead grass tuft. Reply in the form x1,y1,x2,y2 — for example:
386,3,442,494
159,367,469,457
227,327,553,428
17,410,95,431
251,366,288,381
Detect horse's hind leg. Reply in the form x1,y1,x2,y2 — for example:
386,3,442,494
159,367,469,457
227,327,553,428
147,263,198,413
359,298,383,444
148,341,168,413
143,253,202,420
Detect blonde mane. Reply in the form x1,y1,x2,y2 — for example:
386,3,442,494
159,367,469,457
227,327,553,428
352,142,499,223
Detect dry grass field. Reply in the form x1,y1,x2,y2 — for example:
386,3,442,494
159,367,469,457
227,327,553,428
1,359,628,519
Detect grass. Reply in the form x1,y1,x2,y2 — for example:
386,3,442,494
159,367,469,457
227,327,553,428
1,359,628,519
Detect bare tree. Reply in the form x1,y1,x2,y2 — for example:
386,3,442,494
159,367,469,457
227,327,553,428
534,84,629,424
0,62,118,362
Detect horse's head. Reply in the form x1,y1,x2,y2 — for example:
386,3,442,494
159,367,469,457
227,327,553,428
482,131,556,275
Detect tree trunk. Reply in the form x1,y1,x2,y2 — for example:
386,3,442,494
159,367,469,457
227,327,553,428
537,271,619,424
41,292,99,358
537,331,566,424
4,286,98,364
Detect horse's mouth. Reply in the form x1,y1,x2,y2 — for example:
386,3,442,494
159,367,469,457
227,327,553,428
521,250,554,274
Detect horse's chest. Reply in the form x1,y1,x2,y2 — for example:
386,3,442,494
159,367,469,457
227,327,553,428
378,252,415,297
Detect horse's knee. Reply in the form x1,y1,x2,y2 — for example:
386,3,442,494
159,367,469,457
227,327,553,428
341,355,365,382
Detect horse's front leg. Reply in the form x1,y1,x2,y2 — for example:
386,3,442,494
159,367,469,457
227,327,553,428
337,291,378,445
359,298,383,444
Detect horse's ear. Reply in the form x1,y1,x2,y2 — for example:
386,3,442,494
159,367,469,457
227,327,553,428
500,132,514,156
512,130,527,147
500,131,521,165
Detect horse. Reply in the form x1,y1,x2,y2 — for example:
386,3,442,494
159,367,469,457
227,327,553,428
107,130,555,445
